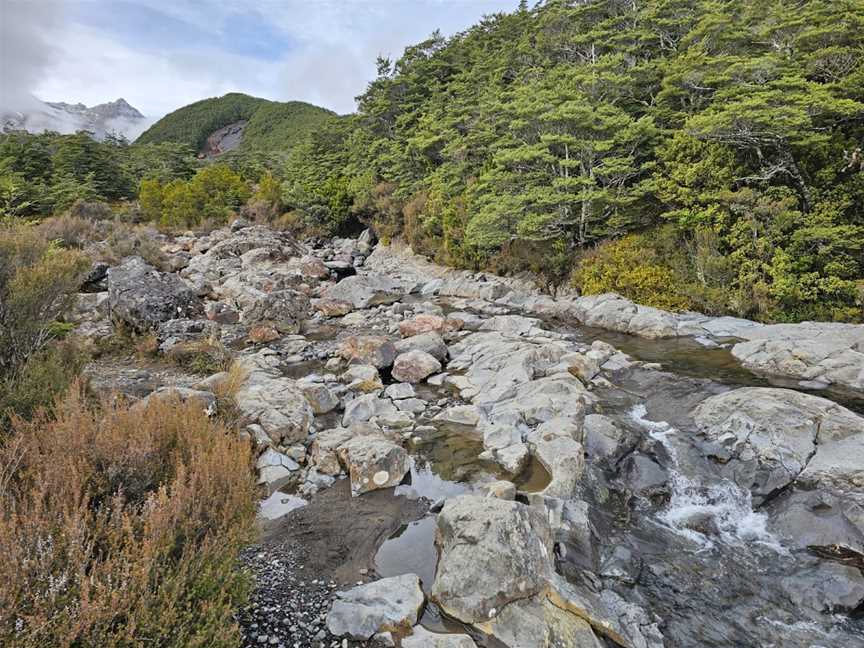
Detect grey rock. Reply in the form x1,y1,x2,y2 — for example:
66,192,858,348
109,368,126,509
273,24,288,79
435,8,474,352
392,350,442,383
337,436,410,496
432,495,553,623
321,273,406,309
108,256,202,331
402,626,477,648
394,331,448,362
326,574,424,640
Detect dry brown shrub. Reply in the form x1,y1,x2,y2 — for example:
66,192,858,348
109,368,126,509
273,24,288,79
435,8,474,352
0,384,257,647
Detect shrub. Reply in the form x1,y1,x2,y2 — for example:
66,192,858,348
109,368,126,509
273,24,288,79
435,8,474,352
0,221,90,380
100,223,169,270
573,234,694,312
0,339,89,428
35,214,104,249
0,386,257,647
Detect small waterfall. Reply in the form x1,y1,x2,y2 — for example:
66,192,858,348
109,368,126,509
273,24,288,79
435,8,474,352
629,405,785,553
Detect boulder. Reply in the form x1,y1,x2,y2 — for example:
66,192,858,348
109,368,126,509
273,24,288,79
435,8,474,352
108,256,202,331
326,574,425,640
339,335,397,369
342,393,398,426
384,383,416,400
481,596,603,648
309,427,355,475
394,331,449,362
256,448,300,490
312,298,354,317
392,350,442,383
337,436,410,496
693,387,864,501
434,405,481,427
402,627,477,648
432,495,553,624
321,273,406,309
299,381,340,415
399,313,463,338
234,352,314,445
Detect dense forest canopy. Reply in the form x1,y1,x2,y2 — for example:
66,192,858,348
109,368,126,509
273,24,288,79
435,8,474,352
3,0,864,323
286,0,864,322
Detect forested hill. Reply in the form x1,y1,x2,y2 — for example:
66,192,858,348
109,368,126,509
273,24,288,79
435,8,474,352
283,0,864,323
136,93,334,153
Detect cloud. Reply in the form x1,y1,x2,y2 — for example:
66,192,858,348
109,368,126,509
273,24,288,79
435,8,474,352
9,0,521,118
0,0,66,112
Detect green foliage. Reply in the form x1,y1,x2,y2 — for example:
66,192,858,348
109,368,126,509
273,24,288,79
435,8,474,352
0,220,90,429
136,92,333,156
574,234,695,312
277,0,864,323
136,92,269,149
140,164,251,228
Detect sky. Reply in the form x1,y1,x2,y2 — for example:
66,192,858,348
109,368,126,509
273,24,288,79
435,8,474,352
0,0,520,118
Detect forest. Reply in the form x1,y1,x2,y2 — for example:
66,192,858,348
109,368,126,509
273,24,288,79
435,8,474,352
3,0,864,324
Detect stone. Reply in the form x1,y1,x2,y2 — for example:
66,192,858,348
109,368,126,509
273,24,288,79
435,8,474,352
432,495,553,624
326,574,424,640
781,561,864,614
481,596,603,648
394,331,449,362
402,626,477,648
564,352,601,382
693,387,864,501
256,448,300,490
342,393,398,426
248,323,281,344
108,256,202,331
384,383,416,400
337,436,410,496
399,313,463,338
235,352,315,445
309,427,355,475
480,480,517,500
339,335,397,369
321,273,406,309
492,442,531,474
434,405,481,426
300,381,340,415
392,350,442,383
312,298,354,317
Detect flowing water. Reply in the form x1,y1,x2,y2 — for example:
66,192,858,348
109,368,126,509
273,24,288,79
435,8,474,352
270,291,864,647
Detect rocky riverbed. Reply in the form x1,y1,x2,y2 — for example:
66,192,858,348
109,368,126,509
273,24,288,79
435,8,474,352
70,220,864,647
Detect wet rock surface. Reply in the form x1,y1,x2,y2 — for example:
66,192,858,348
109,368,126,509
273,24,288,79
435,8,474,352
82,225,864,648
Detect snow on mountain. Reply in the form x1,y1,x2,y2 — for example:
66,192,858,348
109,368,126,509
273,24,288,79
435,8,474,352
2,98,152,141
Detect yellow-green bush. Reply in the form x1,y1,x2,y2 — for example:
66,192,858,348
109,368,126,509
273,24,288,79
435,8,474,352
0,386,257,647
0,221,90,414
573,234,694,312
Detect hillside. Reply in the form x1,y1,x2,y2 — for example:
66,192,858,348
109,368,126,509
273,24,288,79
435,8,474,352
282,0,864,324
2,97,148,141
135,92,333,154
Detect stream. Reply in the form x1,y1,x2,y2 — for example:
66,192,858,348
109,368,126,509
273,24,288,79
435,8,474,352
261,267,864,648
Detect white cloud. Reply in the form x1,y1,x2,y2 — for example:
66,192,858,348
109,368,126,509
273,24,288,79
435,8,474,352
15,0,520,118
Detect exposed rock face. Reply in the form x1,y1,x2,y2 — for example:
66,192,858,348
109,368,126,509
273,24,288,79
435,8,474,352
392,350,442,383
339,335,397,369
481,596,603,648
321,273,406,309
432,495,553,624
337,436,410,496
731,322,864,391
108,256,202,330
326,574,424,639
693,387,864,500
